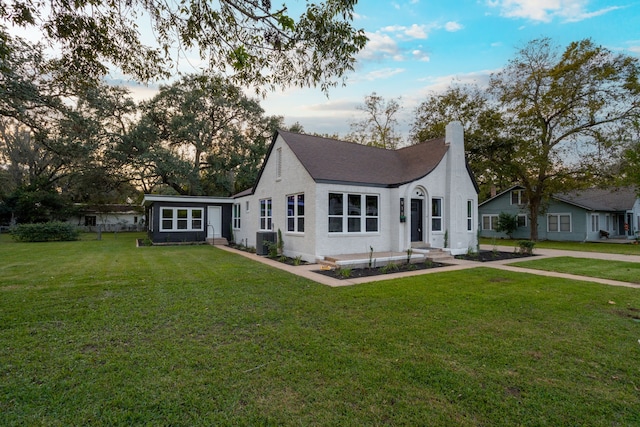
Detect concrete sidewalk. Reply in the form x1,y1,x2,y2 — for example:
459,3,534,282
217,244,640,289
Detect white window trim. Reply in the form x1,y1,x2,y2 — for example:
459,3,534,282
482,214,499,231
232,203,241,230
259,199,273,231
511,189,526,205
466,200,473,232
517,214,527,228
328,192,379,234
286,193,305,234
431,197,443,232
590,213,599,232
547,213,572,233
160,207,204,232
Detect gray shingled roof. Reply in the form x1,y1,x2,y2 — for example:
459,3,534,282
278,130,449,187
555,187,638,211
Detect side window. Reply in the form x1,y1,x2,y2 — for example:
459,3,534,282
233,203,241,229
260,199,272,230
286,194,305,233
431,198,443,232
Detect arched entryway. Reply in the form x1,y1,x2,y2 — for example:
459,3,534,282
410,187,427,246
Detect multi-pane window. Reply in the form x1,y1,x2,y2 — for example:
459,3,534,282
591,214,599,232
511,189,527,205
431,198,443,232
467,200,473,231
328,193,378,233
287,194,305,233
328,193,344,232
85,216,97,227
365,195,379,232
260,199,272,230
482,214,498,231
548,214,571,232
160,207,203,231
233,203,241,229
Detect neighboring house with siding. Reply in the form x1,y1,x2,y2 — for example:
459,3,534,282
479,185,640,241
67,204,145,232
231,121,479,263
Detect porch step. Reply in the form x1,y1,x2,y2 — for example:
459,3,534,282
207,237,229,246
318,251,427,269
411,242,431,249
422,248,455,263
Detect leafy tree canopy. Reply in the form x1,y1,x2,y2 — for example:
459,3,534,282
1,0,367,92
347,92,403,149
411,38,640,240
127,73,279,196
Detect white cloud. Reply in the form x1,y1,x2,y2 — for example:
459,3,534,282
486,0,622,23
355,68,407,82
381,24,430,40
563,6,624,22
413,70,497,99
444,21,463,32
411,50,431,62
358,32,403,61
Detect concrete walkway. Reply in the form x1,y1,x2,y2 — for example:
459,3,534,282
217,244,640,289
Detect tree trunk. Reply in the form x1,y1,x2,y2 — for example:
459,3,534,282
528,198,540,241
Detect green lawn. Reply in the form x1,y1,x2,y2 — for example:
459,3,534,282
512,256,640,284
1,233,640,426
481,237,640,256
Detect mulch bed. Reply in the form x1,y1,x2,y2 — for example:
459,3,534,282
455,250,536,262
314,261,447,280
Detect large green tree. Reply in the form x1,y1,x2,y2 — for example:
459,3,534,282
0,39,141,222
411,85,517,200
412,38,640,240
347,92,403,149
1,0,367,92
490,38,640,240
128,73,278,195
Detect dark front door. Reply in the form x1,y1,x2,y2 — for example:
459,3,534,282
411,199,423,242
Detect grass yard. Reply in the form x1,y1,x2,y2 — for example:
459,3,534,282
1,233,640,426
512,257,640,284
481,237,640,256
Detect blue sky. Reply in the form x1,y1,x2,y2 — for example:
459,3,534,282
257,0,640,140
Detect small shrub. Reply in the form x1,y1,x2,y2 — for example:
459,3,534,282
496,212,519,238
267,241,278,258
518,240,535,255
338,267,352,278
10,222,80,242
406,248,413,264
293,255,303,266
381,262,400,274
277,228,284,255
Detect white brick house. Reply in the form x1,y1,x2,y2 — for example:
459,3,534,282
232,121,479,263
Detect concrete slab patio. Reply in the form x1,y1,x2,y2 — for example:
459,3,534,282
217,244,640,289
